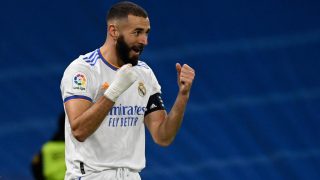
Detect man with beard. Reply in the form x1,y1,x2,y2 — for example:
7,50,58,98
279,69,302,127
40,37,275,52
60,1,195,179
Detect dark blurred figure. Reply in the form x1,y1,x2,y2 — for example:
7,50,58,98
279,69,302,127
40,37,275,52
31,112,66,180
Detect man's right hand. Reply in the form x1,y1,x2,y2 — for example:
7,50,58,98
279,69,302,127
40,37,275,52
104,64,138,102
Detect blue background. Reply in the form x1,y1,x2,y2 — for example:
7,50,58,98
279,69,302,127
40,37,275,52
1,0,320,179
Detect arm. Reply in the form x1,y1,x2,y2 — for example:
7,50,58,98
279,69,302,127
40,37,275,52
64,97,114,142
64,64,137,142
145,63,195,146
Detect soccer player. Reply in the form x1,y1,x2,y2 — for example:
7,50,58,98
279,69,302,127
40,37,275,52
60,1,195,179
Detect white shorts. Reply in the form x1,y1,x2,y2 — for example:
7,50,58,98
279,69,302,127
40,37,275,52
69,168,141,180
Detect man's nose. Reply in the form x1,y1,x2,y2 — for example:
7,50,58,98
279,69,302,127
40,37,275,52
139,35,148,45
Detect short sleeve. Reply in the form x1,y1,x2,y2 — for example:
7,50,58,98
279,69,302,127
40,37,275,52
60,62,95,103
144,67,165,116
148,68,161,95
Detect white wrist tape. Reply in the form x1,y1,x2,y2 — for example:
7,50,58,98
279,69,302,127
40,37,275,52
104,64,137,102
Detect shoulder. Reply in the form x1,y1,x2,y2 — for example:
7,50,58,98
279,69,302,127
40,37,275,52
134,60,157,78
81,49,100,67
136,60,151,70
64,50,99,75
133,60,160,87
134,60,155,75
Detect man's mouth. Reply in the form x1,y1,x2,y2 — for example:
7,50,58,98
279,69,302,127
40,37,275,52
131,46,143,54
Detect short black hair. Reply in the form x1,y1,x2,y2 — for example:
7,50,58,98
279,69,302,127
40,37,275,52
106,1,148,24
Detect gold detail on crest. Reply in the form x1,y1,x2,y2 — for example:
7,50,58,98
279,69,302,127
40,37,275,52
138,82,146,97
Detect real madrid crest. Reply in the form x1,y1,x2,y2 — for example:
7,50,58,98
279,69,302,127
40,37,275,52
138,82,146,97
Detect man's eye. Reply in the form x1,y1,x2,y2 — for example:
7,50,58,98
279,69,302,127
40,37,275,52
134,31,140,36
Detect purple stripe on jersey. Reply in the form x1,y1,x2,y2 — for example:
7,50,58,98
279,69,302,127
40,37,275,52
89,58,99,66
98,49,118,71
84,52,99,62
84,49,98,60
137,62,150,69
64,95,92,103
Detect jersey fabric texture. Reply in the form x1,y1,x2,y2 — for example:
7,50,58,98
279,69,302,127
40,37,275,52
60,49,163,178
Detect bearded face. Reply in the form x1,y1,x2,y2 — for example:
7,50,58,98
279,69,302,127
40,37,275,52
116,35,144,66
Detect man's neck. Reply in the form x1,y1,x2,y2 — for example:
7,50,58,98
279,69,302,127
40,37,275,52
100,42,124,68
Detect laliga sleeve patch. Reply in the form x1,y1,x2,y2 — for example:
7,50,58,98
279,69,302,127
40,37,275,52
72,72,87,92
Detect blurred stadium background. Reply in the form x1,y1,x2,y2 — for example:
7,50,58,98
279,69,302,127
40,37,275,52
1,0,320,179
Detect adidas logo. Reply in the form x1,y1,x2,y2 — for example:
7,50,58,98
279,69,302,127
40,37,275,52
150,104,157,109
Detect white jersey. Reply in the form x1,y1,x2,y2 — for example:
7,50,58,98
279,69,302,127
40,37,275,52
60,49,162,178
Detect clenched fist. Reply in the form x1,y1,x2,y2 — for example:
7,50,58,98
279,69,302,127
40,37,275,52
176,63,195,96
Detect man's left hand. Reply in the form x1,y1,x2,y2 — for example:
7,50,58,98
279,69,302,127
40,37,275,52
176,63,195,96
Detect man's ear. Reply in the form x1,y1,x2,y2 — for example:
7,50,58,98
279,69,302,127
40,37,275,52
108,24,119,40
